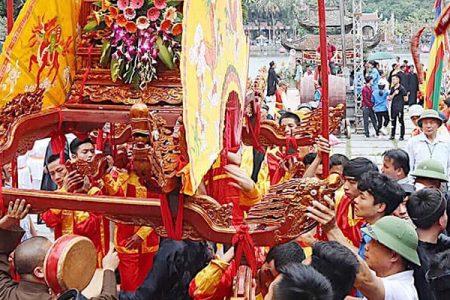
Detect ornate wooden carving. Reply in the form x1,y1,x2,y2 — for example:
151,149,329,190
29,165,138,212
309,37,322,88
0,89,44,146
242,104,345,147
246,174,341,243
65,154,108,180
69,82,183,105
129,103,181,193
2,174,340,246
0,107,181,163
294,104,345,137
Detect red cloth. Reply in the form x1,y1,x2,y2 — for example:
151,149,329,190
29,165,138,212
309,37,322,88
361,85,374,109
335,195,364,248
205,91,244,223
104,170,160,291
267,150,284,185
205,165,243,224
41,210,106,267
275,88,284,110
118,252,156,292
317,43,337,61
266,146,301,185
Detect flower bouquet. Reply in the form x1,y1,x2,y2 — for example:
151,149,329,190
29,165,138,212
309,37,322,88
84,0,183,89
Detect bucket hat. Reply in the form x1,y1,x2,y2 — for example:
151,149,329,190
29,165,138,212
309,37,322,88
410,159,448,182
417,109,443,127
362,216,420,266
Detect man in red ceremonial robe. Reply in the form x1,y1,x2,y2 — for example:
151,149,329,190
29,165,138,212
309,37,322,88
200,92,261,224
102,168,159,292
266,111,303,186
41,154,108,267
274,81,289,112
70,137,111,263
334,157,379,248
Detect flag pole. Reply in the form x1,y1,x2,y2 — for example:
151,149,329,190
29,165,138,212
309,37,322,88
317,0,330,177
7,0,14,34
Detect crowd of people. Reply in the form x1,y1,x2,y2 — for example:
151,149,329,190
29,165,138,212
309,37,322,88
361,58,424,140
2,48,450,300
0,95,449,299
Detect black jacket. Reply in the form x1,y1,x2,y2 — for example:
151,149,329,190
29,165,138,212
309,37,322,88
119,239,212,300
266,67,279,96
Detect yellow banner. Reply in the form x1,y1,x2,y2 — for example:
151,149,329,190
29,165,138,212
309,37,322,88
181,0,249,193
0,0,80,109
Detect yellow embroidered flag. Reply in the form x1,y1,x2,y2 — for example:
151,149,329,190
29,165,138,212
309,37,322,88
181,0,249,194
0,0,81,109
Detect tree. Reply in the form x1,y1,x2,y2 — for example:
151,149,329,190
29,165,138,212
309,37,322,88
0,17,6,42
0,0,25,19
363,0,434,22
255,0,281,42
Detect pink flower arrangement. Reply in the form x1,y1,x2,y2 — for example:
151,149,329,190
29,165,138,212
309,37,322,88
90,0,182,89
154,0,167,10
124,7,136,20
147,7,160,21
117,0,128,10
136,16,150,30
164,7,177,22
117,0,144,10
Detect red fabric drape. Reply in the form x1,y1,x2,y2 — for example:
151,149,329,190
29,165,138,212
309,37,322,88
244,102,264,154
50,109,67,163
159,194,184,240
96,128,105,151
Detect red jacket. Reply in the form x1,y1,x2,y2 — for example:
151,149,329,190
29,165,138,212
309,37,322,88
361,85,374,109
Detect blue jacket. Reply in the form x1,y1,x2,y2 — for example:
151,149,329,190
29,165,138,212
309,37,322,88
371,68,380,89
372,89,389,112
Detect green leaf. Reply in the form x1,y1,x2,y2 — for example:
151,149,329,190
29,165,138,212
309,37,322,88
83,20,98,32
123,63,136,84
156,37,175,70
111,58,121,82
99,41,111,67
167,0,183,6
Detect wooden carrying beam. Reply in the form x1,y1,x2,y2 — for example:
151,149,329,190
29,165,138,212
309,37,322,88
0,106,182,163
1,174,341,247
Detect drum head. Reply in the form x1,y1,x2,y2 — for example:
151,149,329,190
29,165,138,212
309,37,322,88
44,235,97,294
82,269,103,298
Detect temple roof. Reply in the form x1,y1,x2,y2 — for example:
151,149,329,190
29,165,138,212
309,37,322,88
300,6,353,29
282,33,381,52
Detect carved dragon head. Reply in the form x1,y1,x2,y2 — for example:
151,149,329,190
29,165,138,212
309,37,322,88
246,174,342,243
129,103,179,192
